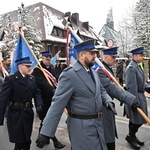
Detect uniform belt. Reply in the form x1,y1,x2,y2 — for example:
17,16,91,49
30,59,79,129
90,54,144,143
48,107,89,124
68,112,102,119
10,101,32,107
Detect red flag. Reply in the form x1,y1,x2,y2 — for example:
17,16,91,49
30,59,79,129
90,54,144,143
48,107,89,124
43,68,58,87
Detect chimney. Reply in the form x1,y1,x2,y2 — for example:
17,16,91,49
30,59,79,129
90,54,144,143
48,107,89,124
64,12,71,22
64,12,71,18
71,13,79,26
83,22,89,30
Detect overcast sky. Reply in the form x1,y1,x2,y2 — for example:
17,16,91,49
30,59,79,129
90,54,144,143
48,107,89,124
0,0,138,33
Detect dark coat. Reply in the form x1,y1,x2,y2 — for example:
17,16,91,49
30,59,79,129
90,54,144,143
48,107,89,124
116,61,124,78
0,71,43,143
32,61,56,120
54,64,62,81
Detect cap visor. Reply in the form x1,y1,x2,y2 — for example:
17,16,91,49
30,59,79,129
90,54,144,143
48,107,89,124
89,49,99,52
22,63,32,66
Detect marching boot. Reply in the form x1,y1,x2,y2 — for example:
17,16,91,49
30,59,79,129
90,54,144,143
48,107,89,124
125,126,140,149
125,135,140,149
51,136,65,149
135,136,144,146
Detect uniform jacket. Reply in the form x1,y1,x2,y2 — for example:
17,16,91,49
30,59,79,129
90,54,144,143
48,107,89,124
40,61,113,150
124,59,149,124
0,71,43,143
32,61,56,120
98,61,135,143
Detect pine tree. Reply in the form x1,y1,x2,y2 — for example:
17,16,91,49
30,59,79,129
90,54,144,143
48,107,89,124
116,0,150,56
0,13,18,57
18,3,43,57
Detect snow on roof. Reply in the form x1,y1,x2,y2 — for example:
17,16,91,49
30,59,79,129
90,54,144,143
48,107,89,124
46,35,66,43
43,5,65,40
79,29,96,39
33,6,40,12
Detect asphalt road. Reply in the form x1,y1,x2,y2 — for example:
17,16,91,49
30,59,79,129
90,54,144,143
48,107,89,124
0,96,150,150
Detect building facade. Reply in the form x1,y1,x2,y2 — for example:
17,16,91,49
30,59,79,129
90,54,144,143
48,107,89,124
0,2,98,60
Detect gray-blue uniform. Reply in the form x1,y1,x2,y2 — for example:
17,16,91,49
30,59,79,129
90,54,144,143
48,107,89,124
98,60,135,146
124,47,150,149
40,60,114,150
124,59,149,124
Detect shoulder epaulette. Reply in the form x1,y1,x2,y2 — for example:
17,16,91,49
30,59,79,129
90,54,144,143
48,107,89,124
63,66,72,72
129,64,133,68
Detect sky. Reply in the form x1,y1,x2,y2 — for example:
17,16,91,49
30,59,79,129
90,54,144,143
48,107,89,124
0,0,138,33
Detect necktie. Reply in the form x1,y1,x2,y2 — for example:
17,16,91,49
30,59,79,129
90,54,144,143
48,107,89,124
87,70,95,83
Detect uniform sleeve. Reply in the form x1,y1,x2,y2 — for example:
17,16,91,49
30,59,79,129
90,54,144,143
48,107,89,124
99,79,113,105
0,76,12,121
40,71,73,137
144,82,150,93
98,68,135,106
32,77,43,107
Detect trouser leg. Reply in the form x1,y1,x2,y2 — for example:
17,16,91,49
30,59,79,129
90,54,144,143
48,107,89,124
14,143,23,150
39,120,43,133
129,122,142,138
22,140,31,150
106,142,115,150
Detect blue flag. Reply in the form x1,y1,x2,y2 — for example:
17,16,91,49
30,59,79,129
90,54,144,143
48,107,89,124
11,34,38,73
69,33,79,65
92,61,99,72
51,51,60,66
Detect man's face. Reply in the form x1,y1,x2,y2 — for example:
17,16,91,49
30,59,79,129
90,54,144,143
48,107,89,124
104,55,117,66
133,53,144,63
81,51,97,68
4,58,11,66
42,56,51,66
19,64,31,75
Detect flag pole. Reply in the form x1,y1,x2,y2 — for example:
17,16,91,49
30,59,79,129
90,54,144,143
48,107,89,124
62,19,150,125
0,62,6,78
18,31,53,86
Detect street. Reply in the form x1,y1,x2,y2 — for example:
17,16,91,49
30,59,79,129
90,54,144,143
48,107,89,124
0,97,150,150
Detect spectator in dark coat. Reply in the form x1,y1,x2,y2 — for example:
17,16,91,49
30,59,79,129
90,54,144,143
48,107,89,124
116,60,124,86
54,60,62,81
0,56,43,150
32,51,65,149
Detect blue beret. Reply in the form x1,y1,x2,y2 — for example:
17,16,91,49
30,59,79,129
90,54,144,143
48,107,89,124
41,51,52,57
15,56,32,65
74,39,98,53
102,47,118,56
130,47,144,55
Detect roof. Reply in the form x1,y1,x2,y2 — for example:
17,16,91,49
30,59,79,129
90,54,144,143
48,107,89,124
0,2,103,44
98,24,121,47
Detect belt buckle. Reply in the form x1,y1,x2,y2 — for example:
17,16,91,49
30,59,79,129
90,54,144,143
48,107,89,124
98,112,101,118
25,102,30,107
